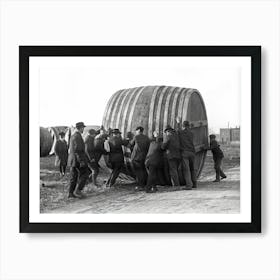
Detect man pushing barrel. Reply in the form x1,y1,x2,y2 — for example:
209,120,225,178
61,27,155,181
208,134,227,182
105,129,129,188
176,117,197,189
130,126,150,190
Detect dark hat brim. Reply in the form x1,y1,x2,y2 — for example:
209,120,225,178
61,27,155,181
76,123,86,128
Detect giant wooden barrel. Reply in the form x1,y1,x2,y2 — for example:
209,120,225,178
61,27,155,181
102,86,208,178
40,127,53,157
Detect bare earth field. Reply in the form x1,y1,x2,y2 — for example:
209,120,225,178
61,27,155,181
40,144,240,214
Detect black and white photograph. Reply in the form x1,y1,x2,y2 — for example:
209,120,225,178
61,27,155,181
4,0,280,279
20,46,260,232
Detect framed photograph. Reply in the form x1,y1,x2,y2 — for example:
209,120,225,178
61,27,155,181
20,46,261,233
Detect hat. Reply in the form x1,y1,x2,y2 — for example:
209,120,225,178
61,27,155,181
183,120,190,127
75,122,86,129
209,134,216,138
126,131,134,138
88,129,97,135
135,126,144,132
59,131,65,136
112,128,121,134
164,125,173,132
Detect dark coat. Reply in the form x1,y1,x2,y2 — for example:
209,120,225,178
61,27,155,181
210,139,224,160
177,128,195,154
54,139,68,166
145,137,164,167
94,134,108,162
130,134,150,162
68,131,88,167
108,136,129,164
161,132,181,160
84,134,95,160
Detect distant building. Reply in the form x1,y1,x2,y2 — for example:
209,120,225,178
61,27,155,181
220,127,240,144
220,128,231,144
231,127,240,142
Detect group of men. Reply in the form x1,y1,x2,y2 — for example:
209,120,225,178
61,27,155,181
54,120,226,199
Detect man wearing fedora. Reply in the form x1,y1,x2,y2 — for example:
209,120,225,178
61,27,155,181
106,128,129,188
176,118,197,189
161,125,181,187
68,122,89,198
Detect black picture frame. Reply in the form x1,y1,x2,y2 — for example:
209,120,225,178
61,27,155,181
20,46,261,233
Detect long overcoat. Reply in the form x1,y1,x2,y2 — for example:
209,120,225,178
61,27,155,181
54,139,68,166
161,132,181,160
130,134,150,163
68,131,88,167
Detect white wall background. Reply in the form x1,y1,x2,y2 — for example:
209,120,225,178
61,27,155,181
0,0,279,280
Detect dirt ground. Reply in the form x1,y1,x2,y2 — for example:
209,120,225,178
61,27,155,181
40,144,240,214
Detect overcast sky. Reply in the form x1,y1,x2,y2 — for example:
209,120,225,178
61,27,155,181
37,57,242,134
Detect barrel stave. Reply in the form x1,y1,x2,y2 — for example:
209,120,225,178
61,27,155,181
102,86,208,178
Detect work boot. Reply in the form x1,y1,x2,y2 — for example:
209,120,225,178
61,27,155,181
145,188,151,193
74,190,85,198
183,186,192,190
151,186,158,192
68,193,79,199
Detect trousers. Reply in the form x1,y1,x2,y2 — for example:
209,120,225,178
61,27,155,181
214,157,226,180
146,164,166,189
132,160,148,186
107,162,123,187
59,164,66,174
168,158,181,186
88,161,99,182
182,151,197,188
163,157,172,185
69,166,89,194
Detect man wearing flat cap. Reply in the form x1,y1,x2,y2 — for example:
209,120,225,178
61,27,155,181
68,122,89,198
106,129,129,188
130,126,150,189
161,125,181,187
176,118,197,189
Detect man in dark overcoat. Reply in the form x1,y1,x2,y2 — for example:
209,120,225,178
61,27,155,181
130,126,150,188
145,131,165,192
54,131,68,177
68,122,89,198
106,129,129,188
177,119,197,189
208,134,227,182
161,126,181,187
